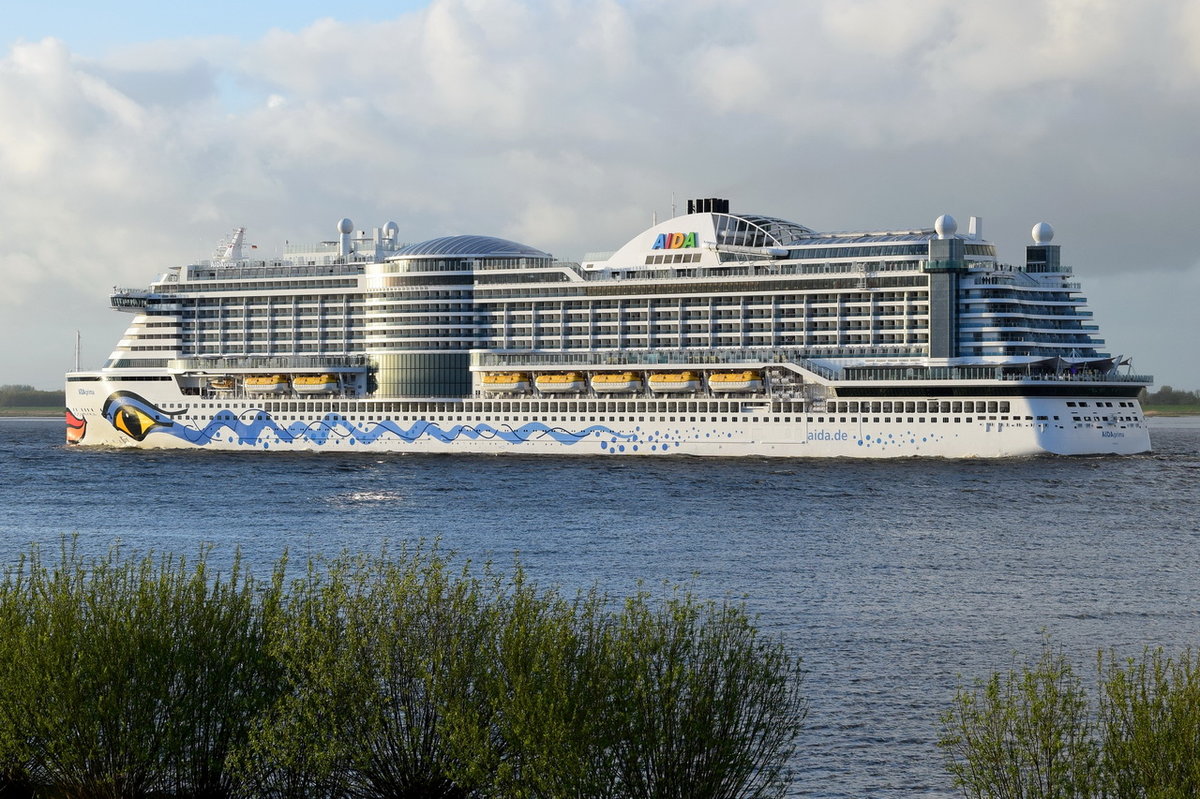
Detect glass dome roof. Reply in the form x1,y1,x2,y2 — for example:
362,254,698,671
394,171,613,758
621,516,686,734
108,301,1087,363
394,235,550,258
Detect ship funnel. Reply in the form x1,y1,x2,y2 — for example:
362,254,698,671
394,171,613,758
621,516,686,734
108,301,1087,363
686,198,730,215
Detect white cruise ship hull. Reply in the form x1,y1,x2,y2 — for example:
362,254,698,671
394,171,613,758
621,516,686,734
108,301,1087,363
65,377,1150,458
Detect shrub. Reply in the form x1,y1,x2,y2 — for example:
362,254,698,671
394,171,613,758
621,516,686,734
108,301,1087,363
0,540,276,799
242,556,807,799
0,541,807,799
940,644,1099,799
1098,648,1200,798
236,546,488,799
611,587,807,799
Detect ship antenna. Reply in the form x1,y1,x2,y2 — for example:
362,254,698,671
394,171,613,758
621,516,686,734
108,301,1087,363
74,330,80,371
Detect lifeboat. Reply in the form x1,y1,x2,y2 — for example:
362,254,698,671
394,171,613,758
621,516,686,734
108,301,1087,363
293,374,339,395
481,372,530,393
708,370,764,393
244,374,289,395
208,377,234,392
647,371,701,393
591,371,643,393
535,372,587,393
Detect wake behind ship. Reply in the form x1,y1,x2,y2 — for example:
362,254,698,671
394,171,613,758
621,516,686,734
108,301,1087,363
65,199,1152,457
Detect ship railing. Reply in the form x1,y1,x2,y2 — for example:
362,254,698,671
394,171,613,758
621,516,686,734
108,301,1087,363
471,348,855,379
839,366,1151,383
1001,371,1151,383
472,349,1151,385
184,261,365,279
170,355,372,371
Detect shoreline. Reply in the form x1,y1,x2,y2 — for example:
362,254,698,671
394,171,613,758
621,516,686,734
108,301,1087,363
0,409,61,418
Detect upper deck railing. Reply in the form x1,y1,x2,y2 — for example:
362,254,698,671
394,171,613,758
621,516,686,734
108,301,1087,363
474,348,911,380
168,355,372,372
474,348,1150,385
841,365,1150,383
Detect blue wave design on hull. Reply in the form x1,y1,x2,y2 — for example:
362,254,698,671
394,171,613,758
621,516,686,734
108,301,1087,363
102,392,641,450
181,413,636,449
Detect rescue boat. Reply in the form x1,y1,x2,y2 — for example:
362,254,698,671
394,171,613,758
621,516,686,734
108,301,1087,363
481,372,531,393
708,370,764,393
591,371,643,393
534,372,587,393
647,371,701,393
294,374,340,394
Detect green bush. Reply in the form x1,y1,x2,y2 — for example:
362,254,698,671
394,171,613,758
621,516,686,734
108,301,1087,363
457,578,807,799
0,539,275,799
942,644,1200,799
940,644,1098,799
236,546,490,799
1099,648,1200,798
0,541,807,799
611,587,806,799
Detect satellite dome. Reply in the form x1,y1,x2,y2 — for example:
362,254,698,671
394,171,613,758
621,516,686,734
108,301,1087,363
1032,222,1054,244
934,214,958,239
337,217,354,235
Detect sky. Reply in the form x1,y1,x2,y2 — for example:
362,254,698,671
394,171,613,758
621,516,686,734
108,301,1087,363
2,0,1198,391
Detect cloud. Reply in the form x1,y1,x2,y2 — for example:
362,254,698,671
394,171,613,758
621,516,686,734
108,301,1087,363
1,0,1198,389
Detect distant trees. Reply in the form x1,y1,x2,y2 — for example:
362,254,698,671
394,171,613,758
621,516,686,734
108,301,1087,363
1141,385,1200,406
0,385,63,408
0,541,807,799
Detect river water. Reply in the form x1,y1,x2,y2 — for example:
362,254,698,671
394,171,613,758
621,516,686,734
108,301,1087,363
2,416,1198,797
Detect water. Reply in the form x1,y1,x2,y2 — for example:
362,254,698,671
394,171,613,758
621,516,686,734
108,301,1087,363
2,417,1199,797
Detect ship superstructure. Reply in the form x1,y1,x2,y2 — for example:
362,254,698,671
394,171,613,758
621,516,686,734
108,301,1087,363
66,199,1151,456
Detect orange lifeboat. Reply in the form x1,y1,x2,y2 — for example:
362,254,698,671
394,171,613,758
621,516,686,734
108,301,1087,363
647,371,701,393
535,372,587,393
591,371,643,393
481,372,531,393
244,374,289,395
708,370,764,393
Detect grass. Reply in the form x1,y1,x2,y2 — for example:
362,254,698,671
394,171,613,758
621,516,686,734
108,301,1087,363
0,407,61,417
1143,404,1200,416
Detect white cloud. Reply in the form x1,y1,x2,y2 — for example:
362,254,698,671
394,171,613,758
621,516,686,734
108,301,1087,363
1,0,1198,389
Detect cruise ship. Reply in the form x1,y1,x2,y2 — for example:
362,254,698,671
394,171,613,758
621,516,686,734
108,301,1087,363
64,198,1152,457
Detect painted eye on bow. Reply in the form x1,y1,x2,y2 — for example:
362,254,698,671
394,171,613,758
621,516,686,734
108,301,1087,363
112,404,163,441
101,391,178,442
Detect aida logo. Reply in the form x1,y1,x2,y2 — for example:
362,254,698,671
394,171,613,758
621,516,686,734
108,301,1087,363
651,232,698,249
